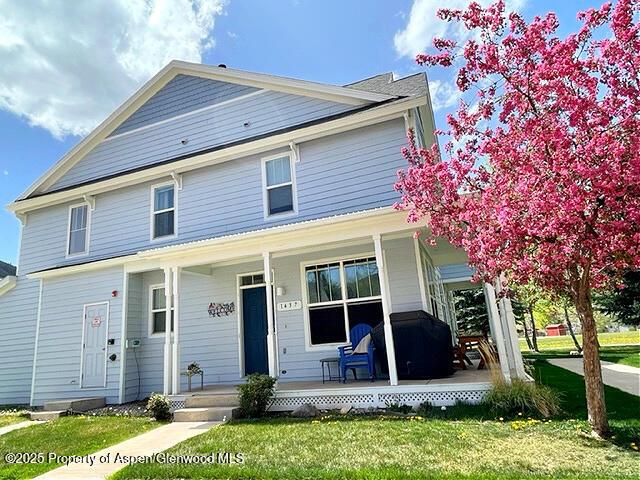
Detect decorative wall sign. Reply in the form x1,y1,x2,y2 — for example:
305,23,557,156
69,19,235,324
277,300,302,312
91,316,102,328
208,302,235,317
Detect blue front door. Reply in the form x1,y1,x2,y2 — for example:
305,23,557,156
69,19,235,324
242,287,269,375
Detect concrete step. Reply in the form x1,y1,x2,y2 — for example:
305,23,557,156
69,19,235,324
30,410,67,421
185,394,239,408
43,397,105,412
173,406,240,422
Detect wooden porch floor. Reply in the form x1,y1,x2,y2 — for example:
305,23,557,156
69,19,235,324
184,361,492,396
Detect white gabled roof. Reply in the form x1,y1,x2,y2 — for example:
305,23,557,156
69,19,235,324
17,61,395,201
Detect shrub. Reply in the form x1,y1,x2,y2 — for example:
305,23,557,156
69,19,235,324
385,402,414,414
482,379,561,418
146,393,172,421
237,374,276,418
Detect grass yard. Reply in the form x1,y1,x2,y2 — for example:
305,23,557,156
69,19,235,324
519,330,639,352
0,415,159,479
0,412,28,428
113,362,640,480
523,345,640,369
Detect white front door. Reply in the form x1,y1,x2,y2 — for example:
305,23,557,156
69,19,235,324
81,302,109,388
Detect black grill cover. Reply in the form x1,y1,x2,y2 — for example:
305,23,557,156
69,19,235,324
371,310,454,380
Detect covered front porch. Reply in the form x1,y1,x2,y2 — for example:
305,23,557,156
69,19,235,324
118,209,525,409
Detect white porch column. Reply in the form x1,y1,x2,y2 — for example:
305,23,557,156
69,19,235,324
163,267,173,395
171,267,181,394
483,282,511,382
373,234,398,386
496,278,527,379
263,252,277,378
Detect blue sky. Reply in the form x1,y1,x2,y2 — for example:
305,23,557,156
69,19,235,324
0,0,604,265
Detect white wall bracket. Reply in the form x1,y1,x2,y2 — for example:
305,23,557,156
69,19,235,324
16,212,27,226
289,141,300,163
171,171,183,190
82,194,96,211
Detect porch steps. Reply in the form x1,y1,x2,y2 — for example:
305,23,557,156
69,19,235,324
30,410,67,421
174,392,240,422
43,397,106,412
184,394,239,408
173,406,240,422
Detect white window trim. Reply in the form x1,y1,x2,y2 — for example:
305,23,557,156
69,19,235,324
150,181,178,241
148,283,174,338
261,151,298,221
65,201,91,258
300,252,382,351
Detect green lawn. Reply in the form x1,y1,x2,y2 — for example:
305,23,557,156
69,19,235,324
0,413,29,428
113,363,640,480
0,416,159,479
519,330,640,352
523,345,640,369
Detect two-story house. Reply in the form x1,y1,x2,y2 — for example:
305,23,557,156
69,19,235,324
0,61,526,414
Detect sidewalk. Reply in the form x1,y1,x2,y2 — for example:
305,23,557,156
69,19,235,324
548,358,640,396
0,420,35,436
35,421,218,480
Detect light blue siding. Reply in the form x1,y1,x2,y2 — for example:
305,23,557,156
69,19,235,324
440,264,474,281
111,75,260,136
0,277,39,405
21,119,407,275
47,90,356,192
31,267,123,406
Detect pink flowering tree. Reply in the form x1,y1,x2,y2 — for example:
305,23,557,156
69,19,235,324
395,0,640,437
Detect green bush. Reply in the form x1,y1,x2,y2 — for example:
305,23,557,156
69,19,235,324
385,402,414,414
482,379,561,418
146,393,172,421
237,373,276,418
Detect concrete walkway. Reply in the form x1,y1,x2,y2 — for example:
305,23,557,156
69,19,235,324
35,421,218,480
0,420,35,436
549,358,640,396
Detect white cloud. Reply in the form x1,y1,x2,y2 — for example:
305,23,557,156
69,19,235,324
394,0,526,111
394,0,526,58
2,170,8,176
0,0,226,138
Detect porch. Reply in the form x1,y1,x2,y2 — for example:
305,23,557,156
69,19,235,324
118,209,525,409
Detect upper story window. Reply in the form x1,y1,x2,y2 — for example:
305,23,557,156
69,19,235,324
149,285,174,336
262,153,297,218
67,203,90,257
151,183,176,240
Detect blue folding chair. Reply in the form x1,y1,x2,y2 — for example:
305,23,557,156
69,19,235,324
338,323,376,382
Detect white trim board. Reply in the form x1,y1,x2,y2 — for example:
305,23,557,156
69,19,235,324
0,275,17,296
15,61,393,201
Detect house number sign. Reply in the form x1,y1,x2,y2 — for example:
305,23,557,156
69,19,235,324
277,300,302,312
208,302,235,317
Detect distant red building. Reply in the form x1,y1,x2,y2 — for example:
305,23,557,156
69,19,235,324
545,324,567,336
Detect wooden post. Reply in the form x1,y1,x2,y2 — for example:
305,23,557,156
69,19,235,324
263,252,277,378
171,267,181,394
373,234,398,386
163,267,173,395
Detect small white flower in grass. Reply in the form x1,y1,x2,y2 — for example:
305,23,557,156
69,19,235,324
441,406,447,411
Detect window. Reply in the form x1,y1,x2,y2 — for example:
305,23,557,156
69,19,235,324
304,257,383,347
150,286,174,335
67,203,90,256
240,273,265,287
263,154,296,217
151,183,175,239
420,249,453,327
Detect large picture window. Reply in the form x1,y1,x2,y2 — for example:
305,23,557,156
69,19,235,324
304,257,382,347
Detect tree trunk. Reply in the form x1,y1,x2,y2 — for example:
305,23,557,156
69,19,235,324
522,318,534,351
573,284,609,437
564,305,582,353
528,306,539,352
